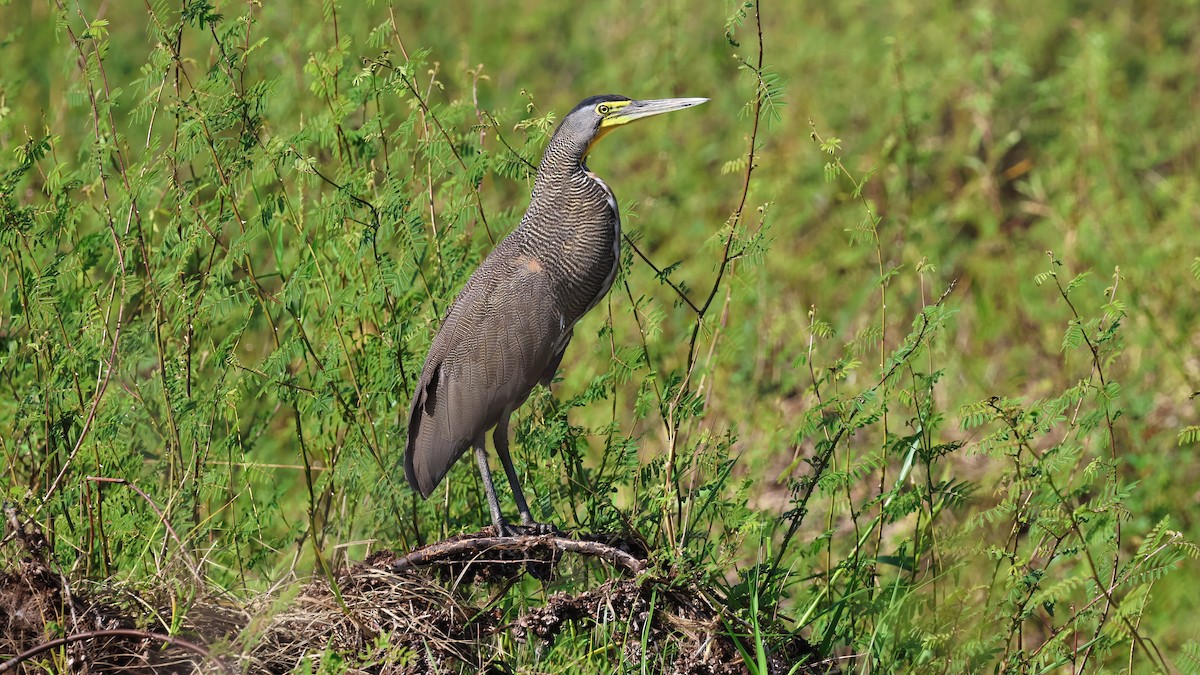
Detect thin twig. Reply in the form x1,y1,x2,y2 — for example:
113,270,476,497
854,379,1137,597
40,302,123,508
85,477,202,583
622,234,702,315
662,0,767,548
385,12,495,245
1045,253,1125,672
772,278,957,574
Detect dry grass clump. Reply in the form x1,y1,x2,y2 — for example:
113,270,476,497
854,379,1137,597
245,551,499,673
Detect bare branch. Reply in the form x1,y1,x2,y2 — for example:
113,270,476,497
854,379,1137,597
390,533,648,577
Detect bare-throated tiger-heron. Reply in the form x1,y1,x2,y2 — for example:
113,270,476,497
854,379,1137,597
405,95,707,535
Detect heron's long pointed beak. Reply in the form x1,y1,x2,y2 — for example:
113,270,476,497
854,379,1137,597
601,97,709,128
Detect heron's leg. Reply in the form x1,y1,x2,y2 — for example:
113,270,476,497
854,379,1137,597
473,439,513,536
494,415,557,534
493,415,533,525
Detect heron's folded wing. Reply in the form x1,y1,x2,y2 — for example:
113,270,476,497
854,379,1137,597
404,260,566,498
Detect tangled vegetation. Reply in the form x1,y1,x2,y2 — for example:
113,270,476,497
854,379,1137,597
2,0,1198,672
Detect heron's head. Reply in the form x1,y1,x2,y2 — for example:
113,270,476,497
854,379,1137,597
552,94,708,163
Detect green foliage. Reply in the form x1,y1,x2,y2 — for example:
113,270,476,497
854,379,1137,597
1,0,1198,672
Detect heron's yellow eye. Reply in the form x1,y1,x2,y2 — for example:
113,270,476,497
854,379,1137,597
596,103,611,115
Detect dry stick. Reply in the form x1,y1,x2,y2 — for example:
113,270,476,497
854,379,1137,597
390,535,648,577
0,628,232,675
2,503,47,551
85,477,203,583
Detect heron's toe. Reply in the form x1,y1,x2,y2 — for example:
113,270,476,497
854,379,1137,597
520,520,560,536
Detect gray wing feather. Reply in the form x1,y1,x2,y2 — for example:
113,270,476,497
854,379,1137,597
405,253,565,498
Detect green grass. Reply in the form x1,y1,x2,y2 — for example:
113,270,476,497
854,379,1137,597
2,0,1199,672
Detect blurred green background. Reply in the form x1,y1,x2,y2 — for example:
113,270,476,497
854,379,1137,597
2,0,1198,669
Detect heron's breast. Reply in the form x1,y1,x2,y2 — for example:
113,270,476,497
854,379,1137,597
580,169,621,310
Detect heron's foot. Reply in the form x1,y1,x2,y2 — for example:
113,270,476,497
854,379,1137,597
519,519,560,536
490,518,559,537
518,513,561,535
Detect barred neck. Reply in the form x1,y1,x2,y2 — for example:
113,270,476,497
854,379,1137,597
534,126,592,186
516,131,621,321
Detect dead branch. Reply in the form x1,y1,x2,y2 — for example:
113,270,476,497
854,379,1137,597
388,532,649,577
